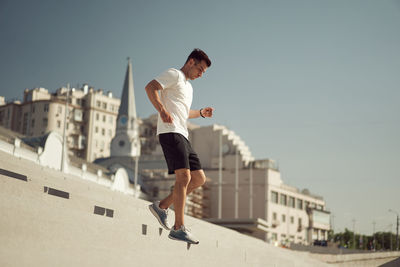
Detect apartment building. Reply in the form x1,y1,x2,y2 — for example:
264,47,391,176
0,85,120,162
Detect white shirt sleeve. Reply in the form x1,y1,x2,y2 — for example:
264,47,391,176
155,68,179,90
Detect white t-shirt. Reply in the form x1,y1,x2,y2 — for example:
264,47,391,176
155,68,193,139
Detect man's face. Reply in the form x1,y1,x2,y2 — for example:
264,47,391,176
188,59,208,80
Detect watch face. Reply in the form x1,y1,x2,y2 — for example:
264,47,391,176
119,115,128,125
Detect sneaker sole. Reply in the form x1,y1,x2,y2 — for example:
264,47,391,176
168,234,199,245
149,205,171,230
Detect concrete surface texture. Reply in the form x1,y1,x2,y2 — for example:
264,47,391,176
0,150,332,267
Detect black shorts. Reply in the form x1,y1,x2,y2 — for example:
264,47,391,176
158,133,202,175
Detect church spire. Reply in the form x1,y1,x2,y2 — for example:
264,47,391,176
110,58,141,158
118,57,137,120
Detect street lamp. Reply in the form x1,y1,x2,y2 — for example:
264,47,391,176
388,209,399,251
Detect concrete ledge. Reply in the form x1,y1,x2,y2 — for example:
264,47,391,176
0,139,14,154
310,251,400,266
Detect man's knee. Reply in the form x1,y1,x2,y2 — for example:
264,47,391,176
175,169,191,187
191,170,206,187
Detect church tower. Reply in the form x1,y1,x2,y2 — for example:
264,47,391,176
110,58,141,157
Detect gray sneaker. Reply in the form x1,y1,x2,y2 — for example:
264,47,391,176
168,225,199,244
149,201,171,230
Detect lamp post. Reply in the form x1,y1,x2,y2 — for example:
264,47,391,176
234,147,239,219
218,130,222,219
352,219,356,249
389,209,399,251
249,161,253,219
61,83,70,172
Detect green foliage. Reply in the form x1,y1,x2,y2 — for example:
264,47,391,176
332,229,397,251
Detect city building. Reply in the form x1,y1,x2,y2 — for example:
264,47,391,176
189,125,331,246
0,84,120,162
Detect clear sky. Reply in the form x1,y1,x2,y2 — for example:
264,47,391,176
1,0,399,235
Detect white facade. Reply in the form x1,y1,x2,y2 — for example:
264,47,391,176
189,125,331,246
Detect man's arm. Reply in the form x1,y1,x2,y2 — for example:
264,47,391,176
189,107,214,119
145,80,173,123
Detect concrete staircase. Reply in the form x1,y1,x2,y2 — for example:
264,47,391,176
0,149,333,267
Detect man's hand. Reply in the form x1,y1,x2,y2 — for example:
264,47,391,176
160,108,173,123
201,107,214,118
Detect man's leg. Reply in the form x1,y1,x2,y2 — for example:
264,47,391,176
159,169,206,211
170,168,191,229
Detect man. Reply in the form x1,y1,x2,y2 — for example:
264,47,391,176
145,49,213,244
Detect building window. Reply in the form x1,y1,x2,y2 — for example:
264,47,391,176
297,199,303,210
109,116,113,124
272,212,277,220
22,113,28,135
108,129,112,137
305,201,310,209
43,118,48,127
57,120,61,128
102,102,107,109
96,113,99,121
101,128,105,136
280,194,287,206
31,105,35,113
298,218,302,227
271,191,278,203
58,106,62,114
290,216,294,224
282,214,286,223
95,127,98,133
289,196,295,208
31,119,35,128
102,115,106,122
96,101,101,108
44,103,49,112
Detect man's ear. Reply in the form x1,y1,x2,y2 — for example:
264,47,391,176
187,58,195,66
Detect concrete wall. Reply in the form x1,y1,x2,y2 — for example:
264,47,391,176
0,149,332,267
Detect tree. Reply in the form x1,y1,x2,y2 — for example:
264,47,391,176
332,230,396,251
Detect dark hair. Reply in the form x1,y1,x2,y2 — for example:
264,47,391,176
186,48,211,67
